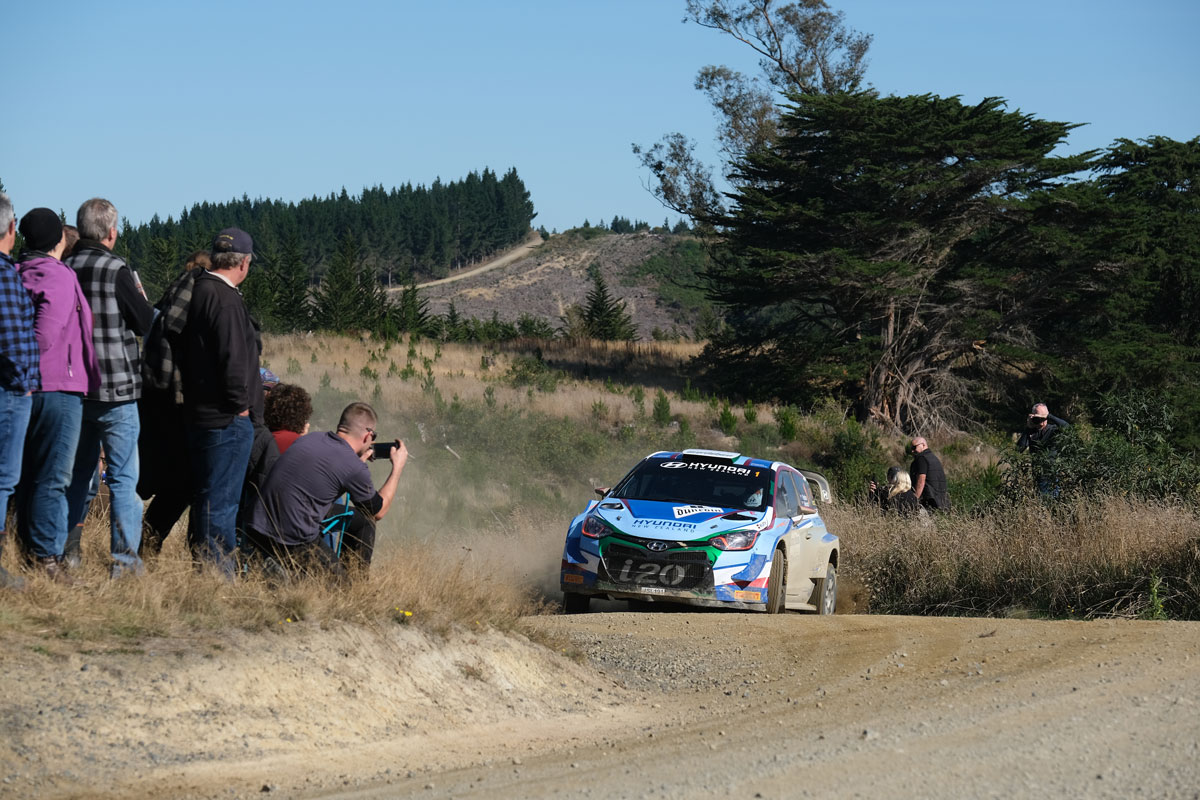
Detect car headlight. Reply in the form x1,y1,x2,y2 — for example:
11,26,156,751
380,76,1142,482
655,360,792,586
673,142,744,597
710,529,758,551
581,515,609,538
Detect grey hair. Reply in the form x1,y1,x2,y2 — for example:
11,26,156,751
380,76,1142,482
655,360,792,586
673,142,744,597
77,198,118,241
211,251,251,271
0,192,13,232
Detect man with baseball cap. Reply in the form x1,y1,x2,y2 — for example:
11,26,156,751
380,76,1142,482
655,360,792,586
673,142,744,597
178,227,263,574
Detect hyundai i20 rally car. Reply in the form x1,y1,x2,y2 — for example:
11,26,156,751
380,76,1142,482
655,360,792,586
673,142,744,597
560,449,838,614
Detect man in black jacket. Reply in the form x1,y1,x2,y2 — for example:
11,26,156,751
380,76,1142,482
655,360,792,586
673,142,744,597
907,436,950,511
179,228,262,574
1017,403,1069,496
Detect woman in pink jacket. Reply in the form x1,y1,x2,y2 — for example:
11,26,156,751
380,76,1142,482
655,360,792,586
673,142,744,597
15,208,99,582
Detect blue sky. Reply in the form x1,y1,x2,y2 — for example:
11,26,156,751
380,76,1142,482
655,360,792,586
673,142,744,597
5,1,1197,234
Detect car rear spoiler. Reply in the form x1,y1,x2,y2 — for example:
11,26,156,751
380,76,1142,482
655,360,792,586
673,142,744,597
799,470,833,504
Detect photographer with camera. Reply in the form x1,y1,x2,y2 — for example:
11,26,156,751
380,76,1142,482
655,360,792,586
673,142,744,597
1017,402,1069,497
243,401,406,579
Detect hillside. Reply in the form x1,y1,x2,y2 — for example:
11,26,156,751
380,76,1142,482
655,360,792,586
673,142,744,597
411,231,703,340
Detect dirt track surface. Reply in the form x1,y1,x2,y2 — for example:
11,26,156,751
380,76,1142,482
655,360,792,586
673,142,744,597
411,234,544,290
3,614,1199,799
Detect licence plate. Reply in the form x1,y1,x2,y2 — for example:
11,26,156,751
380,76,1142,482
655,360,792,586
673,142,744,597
639,587,667,595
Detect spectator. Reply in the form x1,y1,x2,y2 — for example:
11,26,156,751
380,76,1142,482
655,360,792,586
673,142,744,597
906,436,949,511
64,198,154,578
13,209,99,582
61,224,80,260
870,466,920,515
138,255,203,556
0,192,40,591
264,383,312,453
184,250,210,272
1017,402,1070,496
179,228,262,574
244,401,406,579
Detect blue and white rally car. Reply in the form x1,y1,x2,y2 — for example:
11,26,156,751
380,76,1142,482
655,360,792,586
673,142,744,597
560,449,838,614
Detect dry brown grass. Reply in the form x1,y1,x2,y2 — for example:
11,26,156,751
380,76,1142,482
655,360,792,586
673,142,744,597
829,497,1200,619
0,519,551,641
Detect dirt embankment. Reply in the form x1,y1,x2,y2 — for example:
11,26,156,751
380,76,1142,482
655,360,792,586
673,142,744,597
2,612,1199,799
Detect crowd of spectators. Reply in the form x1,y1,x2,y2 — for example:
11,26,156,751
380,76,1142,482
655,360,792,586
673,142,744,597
0,192,406,589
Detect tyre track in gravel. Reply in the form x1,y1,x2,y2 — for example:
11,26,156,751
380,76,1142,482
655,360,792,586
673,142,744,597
318,613,1200,800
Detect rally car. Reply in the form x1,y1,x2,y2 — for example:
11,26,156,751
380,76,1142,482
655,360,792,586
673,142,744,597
560,449,838,614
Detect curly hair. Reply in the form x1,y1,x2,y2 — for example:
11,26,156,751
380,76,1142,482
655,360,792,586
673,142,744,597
264,383,312,434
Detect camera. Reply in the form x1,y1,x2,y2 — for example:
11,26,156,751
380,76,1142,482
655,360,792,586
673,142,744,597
371,440,398,460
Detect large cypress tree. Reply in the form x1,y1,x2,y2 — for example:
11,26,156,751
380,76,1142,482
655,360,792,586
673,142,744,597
704,91,1094,432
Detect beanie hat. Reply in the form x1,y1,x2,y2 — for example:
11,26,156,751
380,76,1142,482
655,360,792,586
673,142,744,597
19,207,64,252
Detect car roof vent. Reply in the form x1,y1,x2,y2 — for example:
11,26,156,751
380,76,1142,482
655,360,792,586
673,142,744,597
679,448,741,462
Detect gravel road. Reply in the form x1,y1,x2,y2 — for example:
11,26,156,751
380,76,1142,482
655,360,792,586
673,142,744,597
323,612,1200,800
3,613,1198,799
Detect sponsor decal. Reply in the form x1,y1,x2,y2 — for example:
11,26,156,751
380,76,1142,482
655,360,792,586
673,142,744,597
563,573,584,584
659,461,752,476
733,589,763,602
630,519,697,529
673,504,723,519
612,558,689,587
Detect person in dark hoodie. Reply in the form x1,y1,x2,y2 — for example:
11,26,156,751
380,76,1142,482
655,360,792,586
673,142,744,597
64,198,154,578
14,209,100,582
179,227,262,575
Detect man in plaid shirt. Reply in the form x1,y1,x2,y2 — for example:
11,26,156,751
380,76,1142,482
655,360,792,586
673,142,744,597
0,192,40,590
64,198,154,578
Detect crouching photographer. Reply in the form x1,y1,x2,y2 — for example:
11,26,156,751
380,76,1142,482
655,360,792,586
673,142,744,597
242,401,407,580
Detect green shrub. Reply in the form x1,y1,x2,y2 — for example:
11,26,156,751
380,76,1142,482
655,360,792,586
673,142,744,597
505,355,562,393
743,400,758,424
652,390,671,426
820,418,887,499
776,405,799,441
630,386,646,418
717,402,737,436
286,357,302,375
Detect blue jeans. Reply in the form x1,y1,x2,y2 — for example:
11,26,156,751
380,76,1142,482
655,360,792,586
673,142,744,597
187,416,253,575
66,400,144,575
17,392,83,558
0,390,32,531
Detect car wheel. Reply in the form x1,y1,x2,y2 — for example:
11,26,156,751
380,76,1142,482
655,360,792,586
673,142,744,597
562,592,591,614
812,562,837,615
766,548,786,614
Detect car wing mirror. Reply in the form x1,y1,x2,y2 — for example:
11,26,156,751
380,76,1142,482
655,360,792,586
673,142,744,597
594,486,610,497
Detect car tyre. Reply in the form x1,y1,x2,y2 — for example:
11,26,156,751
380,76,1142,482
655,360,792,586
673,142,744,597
562,592,590,614
813,562,837,615
766,548,786,614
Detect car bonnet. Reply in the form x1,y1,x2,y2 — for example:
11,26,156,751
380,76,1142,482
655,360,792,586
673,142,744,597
591,498,771,540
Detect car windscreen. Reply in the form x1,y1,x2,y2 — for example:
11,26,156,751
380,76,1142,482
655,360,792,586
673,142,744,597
610,458,775,511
